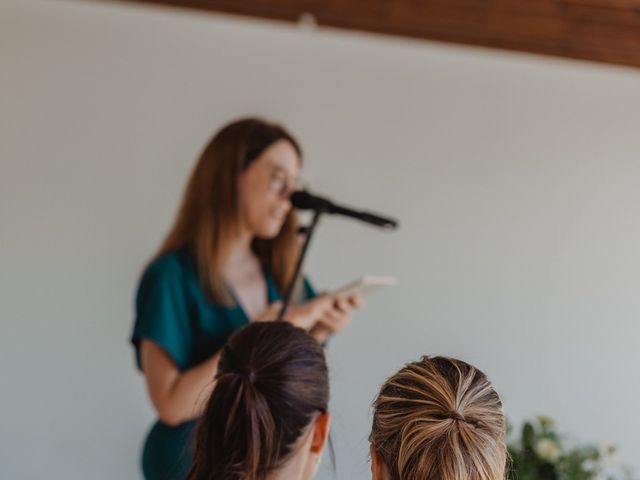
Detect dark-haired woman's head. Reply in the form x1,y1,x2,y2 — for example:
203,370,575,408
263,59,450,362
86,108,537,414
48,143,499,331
188,321,330,480
369,356,507,480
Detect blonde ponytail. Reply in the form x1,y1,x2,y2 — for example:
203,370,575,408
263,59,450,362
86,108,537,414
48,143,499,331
370,356,507,480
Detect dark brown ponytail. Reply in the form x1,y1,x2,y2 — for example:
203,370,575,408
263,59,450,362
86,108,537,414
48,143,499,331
188,321,329,480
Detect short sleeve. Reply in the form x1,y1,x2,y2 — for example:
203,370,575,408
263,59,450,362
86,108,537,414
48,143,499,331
131,254,193,371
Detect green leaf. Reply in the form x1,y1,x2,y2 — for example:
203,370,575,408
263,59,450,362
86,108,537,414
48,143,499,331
522,422,536,449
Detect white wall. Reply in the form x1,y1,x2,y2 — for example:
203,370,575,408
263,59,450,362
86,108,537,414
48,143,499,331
1,0,639,478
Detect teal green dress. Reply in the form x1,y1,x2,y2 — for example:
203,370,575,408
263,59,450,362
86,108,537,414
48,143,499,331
131,249,315,480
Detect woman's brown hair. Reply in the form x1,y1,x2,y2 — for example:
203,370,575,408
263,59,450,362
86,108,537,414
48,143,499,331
370,356,507,480
187,321,329,480
157,117,303,303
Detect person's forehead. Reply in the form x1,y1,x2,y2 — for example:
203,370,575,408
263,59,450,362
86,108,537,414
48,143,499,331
259,143,300,174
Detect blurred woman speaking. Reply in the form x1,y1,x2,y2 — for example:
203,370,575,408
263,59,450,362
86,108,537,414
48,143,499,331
130,118,359,479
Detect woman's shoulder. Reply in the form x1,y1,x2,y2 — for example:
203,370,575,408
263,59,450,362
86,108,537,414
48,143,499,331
141,249,193,281
135,249,197,308
146,249,182,269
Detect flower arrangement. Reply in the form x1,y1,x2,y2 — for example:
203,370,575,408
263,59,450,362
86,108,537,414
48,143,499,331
507,416,633,480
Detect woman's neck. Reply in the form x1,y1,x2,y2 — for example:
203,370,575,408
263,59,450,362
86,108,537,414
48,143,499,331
265,428,316,480
265,456,308,480
226,228,254,268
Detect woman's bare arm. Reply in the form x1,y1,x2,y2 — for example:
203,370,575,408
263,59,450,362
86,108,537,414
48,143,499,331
140,339,220,426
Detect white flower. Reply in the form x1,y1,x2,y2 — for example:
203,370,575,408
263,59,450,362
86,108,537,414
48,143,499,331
598,443,618,467
535,438,560,462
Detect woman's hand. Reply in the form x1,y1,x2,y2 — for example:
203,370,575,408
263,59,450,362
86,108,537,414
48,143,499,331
288,294,362,343
309,294,363,342
254,294,363,343
319,294,363,332
253,298,332,328
282,295,336,331
254,301,285,323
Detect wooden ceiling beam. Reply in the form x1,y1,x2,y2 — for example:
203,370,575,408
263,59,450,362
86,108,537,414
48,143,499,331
105,0,640,68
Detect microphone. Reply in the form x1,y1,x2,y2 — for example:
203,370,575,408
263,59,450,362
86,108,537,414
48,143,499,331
290,190,398,229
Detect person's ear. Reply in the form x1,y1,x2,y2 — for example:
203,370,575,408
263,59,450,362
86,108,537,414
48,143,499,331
370,444,389,480
310,412,331,455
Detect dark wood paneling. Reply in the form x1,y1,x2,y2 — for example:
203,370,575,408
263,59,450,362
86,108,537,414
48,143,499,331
105,0,640,68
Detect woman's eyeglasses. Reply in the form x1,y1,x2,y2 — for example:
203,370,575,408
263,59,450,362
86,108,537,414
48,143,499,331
269,167,304,197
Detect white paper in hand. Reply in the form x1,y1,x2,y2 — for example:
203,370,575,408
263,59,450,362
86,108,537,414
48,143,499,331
331,276,397,298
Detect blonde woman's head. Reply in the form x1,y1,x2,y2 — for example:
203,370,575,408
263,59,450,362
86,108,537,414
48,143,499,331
369,356,507,480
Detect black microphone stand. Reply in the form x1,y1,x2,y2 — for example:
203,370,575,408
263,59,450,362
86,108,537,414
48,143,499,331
277,208,324,322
